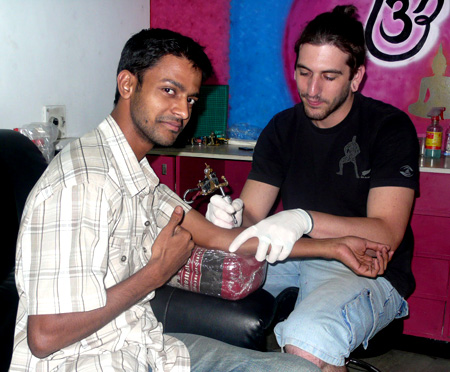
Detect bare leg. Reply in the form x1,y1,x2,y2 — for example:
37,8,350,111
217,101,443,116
285,344,347,372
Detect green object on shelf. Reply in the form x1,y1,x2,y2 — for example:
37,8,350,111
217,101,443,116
189,85,229,138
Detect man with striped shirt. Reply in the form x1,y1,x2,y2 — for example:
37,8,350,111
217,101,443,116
10,28,326,372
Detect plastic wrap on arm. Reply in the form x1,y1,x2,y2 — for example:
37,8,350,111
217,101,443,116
167,246,267,300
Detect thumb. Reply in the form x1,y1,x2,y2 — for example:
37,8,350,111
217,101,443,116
229,226,257,253
277,242,294,261
231,198,244,211
167,206,184,233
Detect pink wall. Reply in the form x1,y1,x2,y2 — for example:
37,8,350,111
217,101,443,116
150,0,230,85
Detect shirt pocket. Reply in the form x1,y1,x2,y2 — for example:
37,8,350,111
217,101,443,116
107,235,142,284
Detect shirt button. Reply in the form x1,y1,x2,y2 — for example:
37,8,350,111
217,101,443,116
121,255,127,262
143,247,147,253
144,221,150,226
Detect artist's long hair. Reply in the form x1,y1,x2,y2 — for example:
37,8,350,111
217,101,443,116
294,5,366,79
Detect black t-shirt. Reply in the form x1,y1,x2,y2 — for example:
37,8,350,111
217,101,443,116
249,93,420,298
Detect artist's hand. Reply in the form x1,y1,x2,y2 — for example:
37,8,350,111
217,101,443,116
330,236,392,277
206,194,243,229
149,206,195,287
229,209,313,263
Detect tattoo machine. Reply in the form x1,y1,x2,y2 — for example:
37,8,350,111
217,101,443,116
183,163,238,224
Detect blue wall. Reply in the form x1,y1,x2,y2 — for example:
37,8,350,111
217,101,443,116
228,0,295,139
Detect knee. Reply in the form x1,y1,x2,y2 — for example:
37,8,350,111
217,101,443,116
285,345,347,372
285,344,324,368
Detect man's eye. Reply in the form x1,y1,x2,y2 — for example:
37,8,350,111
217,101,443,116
164,88,175,95
324,75,336,81
188,98,197,106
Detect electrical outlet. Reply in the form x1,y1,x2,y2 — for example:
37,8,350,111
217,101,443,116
43,105,66,138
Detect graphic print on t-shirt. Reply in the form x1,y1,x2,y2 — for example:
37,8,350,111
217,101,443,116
336,136,361,178
400,165,414,178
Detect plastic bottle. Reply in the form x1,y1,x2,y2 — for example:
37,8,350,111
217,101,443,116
443,123,450,156
425,107,445,158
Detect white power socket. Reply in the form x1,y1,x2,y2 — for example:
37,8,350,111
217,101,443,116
43,105,66,138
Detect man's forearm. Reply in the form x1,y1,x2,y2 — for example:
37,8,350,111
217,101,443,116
27,263,161,358
185,209,322,258
183,208,245,249
307,212,402,251
308,187,415,251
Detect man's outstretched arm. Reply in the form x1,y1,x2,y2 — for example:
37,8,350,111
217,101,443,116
210,180,413,264
182,208,390,278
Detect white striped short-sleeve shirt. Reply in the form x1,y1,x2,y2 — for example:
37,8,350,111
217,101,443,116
11,116,191,372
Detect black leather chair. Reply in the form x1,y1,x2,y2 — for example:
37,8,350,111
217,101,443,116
0,129,48,371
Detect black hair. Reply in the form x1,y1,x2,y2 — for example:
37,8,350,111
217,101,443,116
294,5,366,79
114,28,213,105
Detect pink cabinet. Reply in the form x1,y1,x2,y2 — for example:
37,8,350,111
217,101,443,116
404,172,450,341
404,297,446,339
147,154,176,191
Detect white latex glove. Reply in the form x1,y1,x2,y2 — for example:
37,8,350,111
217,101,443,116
205,194,243,229
229,209,313,263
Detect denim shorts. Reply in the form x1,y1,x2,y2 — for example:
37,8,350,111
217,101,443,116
263,258,409,366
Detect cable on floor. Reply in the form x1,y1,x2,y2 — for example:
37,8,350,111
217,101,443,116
346,357,382,372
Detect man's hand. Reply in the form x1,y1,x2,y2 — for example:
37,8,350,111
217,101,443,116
229,209,313,263
205,194,243,229
329,236,392,277
149,206,195,287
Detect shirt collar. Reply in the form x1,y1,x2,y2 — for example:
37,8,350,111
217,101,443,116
98,116,159,198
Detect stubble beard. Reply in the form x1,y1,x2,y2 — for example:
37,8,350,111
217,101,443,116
130,95,182,147
301,84,351,122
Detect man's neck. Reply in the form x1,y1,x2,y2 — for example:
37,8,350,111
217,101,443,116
110,108,153,162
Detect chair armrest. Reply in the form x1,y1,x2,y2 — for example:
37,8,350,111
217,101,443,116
0,271,19,371
151,285,276,351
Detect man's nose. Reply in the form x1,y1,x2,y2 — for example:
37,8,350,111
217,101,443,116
172,98,190,121
307,76,321,97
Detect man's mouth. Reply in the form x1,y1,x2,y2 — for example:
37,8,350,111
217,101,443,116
303,96,324,108
158,118,183,133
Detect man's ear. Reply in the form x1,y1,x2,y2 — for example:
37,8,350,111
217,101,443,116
351,65,365,92
116,70,136,100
